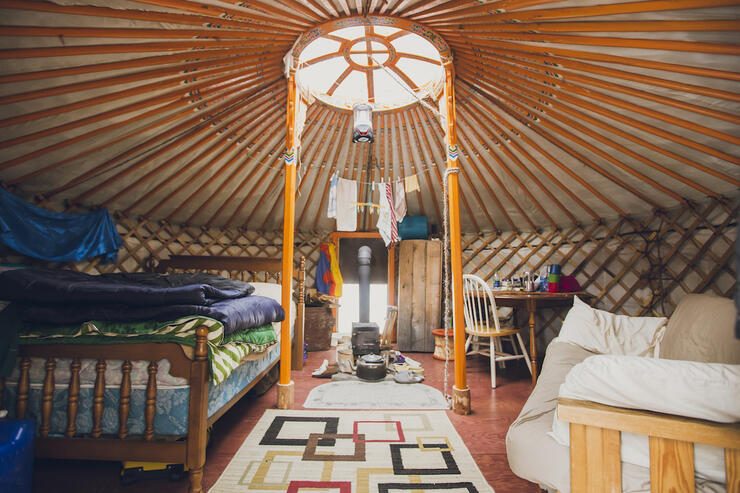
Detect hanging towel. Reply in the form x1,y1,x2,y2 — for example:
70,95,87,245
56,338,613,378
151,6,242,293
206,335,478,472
377,183,398,247
404,174,420,193
316,244,335,296
394,180,407,221
327,172,338,219
327,243,343,298
335,177,357,232
0,187,122,263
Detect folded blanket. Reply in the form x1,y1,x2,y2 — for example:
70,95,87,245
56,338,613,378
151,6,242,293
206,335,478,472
19,294,285,335
0,268,254,306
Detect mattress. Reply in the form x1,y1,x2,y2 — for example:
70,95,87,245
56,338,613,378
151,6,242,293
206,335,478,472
2,344,280,437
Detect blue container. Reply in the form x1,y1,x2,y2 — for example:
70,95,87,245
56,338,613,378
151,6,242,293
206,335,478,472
548,263,561,275
0,420,34,493
398,216,428,240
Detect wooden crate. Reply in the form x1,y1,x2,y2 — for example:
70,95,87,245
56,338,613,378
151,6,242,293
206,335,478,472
304,306,335,351
397,240,442,352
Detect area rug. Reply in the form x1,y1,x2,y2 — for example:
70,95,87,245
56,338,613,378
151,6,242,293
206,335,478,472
303,380,450,409
209,409,495,492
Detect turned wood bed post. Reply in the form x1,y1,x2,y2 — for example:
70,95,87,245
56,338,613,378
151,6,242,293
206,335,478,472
187,325,210,493
444,63,470,415
279,69,298,409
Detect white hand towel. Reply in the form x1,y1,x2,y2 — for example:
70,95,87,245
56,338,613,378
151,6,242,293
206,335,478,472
327,173,338,219
335,177,357,231
394,180,407,221
376,183,398,246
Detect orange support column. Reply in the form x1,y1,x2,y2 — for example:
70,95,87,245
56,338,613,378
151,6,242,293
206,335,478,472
278,72,297,409
444,65,470,415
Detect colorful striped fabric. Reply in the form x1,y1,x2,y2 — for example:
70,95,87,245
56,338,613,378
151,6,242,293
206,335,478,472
19,316,276,385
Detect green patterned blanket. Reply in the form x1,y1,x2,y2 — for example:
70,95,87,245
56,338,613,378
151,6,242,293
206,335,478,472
19,317,277,385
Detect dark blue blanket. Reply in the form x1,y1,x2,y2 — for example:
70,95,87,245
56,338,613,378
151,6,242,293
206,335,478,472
0,268,254,306
19,294,285,335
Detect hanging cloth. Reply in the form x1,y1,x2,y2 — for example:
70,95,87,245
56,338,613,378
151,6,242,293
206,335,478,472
377,183,398,247
327,172,338,219
394,180,407,221
405,174,420,193
315,244,335,296
0,187,122,263
335,177,357,232
326,243,343,298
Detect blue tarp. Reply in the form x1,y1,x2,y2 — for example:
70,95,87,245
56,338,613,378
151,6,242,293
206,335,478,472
0,187,122,263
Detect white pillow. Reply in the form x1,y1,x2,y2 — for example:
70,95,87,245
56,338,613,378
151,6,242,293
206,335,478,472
555,296,667,357
551,355,740,483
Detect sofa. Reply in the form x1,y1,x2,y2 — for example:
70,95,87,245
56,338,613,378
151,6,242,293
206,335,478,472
506,293,740,492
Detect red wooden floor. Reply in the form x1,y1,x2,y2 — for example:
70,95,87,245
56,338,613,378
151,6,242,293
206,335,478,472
32,349,541,492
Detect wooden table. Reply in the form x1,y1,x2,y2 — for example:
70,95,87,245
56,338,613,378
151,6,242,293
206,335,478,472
492,291,593,385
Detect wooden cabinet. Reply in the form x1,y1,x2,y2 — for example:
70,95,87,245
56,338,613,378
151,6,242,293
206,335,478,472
397,239,442,352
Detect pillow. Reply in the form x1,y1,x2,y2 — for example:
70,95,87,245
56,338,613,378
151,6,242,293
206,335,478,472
555,296,667,357
660,294,739,364
551,355,740,483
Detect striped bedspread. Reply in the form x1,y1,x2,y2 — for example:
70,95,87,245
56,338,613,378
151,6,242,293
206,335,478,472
19,316,276,385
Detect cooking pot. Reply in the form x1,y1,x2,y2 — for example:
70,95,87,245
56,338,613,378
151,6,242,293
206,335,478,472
356,354,386,381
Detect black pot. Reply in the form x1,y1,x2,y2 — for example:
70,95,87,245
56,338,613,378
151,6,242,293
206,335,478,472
356,354,386,381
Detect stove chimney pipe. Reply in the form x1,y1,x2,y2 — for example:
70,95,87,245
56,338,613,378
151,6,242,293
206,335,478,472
358,246,371,323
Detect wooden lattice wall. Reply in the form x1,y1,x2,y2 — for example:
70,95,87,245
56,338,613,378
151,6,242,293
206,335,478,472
1,199,735,354
461,198,737,348
0,214,330,288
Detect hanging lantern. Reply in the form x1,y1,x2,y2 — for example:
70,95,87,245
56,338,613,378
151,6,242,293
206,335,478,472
352,102,374,143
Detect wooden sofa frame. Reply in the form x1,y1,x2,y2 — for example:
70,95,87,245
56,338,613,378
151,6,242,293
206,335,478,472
0,255,305,493
558,397,740,493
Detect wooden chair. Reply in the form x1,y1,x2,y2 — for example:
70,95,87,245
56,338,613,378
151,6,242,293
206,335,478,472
462,274,532,388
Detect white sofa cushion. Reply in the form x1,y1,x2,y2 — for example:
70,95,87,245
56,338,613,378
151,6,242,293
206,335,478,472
555,296,667,357
551,355,740,483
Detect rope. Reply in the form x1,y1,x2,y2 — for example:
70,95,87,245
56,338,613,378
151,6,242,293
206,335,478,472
442,165,459,407
370,55,442,119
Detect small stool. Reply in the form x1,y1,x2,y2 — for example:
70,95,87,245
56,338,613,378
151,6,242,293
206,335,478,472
432,329,455,361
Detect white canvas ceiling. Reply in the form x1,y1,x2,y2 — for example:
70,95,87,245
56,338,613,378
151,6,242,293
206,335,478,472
0,0,737,234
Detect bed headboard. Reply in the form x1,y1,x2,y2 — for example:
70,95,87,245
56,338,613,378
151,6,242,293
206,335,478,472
147,255,282,275
146,255,304,283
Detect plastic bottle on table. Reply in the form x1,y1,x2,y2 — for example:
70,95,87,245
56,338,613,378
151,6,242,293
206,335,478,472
493,271,501,290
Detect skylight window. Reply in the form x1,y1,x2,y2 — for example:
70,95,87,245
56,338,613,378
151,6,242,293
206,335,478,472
296,25,444,111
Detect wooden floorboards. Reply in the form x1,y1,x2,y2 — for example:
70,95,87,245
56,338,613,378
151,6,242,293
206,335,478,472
31,349,541,492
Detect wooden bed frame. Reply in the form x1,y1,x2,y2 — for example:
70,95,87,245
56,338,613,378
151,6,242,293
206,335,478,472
558,397,740,492
0,255,305,493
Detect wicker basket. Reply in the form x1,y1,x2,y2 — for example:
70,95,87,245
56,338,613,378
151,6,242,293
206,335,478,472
304,306,334,351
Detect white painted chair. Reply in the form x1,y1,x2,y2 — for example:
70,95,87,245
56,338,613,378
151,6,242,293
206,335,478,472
462,274,532,388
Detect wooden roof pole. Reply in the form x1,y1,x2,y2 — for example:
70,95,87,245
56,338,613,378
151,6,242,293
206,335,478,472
279,72,297,409
444,65,469,415
255,107,335,231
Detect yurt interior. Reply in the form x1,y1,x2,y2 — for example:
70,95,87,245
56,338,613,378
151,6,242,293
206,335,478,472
0,1,738,492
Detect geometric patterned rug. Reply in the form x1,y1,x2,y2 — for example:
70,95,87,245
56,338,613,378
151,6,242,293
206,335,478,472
209,409,495,492
303,381,450,409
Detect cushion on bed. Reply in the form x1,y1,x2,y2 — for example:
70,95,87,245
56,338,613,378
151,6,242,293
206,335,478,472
552,355,740,483
555,296,667,357
659,294,740,364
